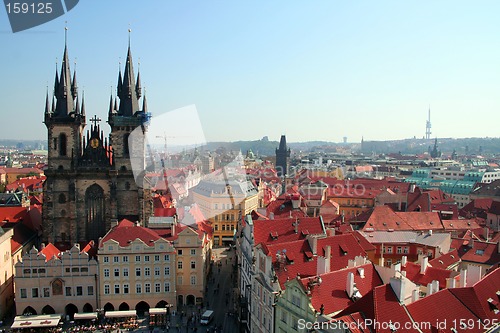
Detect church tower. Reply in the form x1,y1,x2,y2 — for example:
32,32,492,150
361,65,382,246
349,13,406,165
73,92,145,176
275,135,291,177
43,35,152,245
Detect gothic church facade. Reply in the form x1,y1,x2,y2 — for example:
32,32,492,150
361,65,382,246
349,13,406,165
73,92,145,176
42,41,152,244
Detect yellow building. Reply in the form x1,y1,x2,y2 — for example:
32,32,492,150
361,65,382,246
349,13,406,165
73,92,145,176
193,180,258,246
173,226,211,307
99,220,177,314
0,228,14,319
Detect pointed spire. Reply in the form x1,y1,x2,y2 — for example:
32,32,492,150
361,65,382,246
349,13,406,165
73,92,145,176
136,70,142,98
142,91,148,113
117,65,123,97
53,26,75,118
71,64,78,99
53,60,59,95
75,94,80,115
81,92,86,117
117,35,139,116
278,135,287,151
114,95,118,111
108,94,114,116
45,88,50,115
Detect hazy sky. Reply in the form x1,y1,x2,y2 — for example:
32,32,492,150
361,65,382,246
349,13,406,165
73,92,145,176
1,1,499,143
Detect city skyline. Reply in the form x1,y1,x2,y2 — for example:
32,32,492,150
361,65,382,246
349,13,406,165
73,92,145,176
1,1,500,143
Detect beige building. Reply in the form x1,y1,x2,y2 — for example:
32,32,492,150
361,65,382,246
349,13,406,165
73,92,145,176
14,243,98,317
193,180,259,246
173,226,211,307
0,228,14,320
99,220,177,314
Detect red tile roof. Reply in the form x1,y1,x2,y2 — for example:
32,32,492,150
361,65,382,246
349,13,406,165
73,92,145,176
402,262,457,289
406,289,483,333
253,216,324,246
428,249,460,269
460,198,494,219
100,219,162,247
361,206,444,231
39,243,61,262
301,263,383,315
5,176,46,193
336,284,420,333
458,241,500,265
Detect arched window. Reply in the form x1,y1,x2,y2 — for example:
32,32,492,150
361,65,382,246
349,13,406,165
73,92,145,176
124,134,130,156
85,184,105,241
59,133,67,156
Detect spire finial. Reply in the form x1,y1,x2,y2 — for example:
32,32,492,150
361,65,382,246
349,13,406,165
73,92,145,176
128,25,132,48
64,21,68,46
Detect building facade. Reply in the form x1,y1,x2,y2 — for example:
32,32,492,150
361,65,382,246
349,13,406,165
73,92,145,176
14,244,98,317
43,42,152,244
0,228,14,320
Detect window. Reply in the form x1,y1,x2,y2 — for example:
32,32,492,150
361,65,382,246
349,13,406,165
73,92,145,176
144,255,150,262
104,269,110,278
403,247,409,254
23,268,30,275
76,286,83,296
113,256,119,263
281,310,287,324
20,288,27,298
178,261,183,269
87,286,94,296
59,133,67,156
190,249,196,255
136,268,141,276
291,295,301,308
103,256,109,263
164,282,170,292
154,267,160,276
114,268,120,277
386,246,393,254
145,283,151,293
123,284,129,294
43,287,50,298
397,247,402,254
178,250,183,255
145,267,151,276
114,284,120,294
108,245,113,251
154,255,160,262
122,256,128,262
136,284,142,294
164,254,170,262
65,287,72,296
80,267,88,273
135,255,141,262
155,283,161,293
177,276,182,285
191,275,196,285
164,266,170,276
191,261,196,269
123,268,129,277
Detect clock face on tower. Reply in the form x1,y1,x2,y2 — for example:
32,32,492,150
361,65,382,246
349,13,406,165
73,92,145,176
90,138,100,149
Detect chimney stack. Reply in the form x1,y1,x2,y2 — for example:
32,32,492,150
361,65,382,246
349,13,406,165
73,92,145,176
357,267,365,278
401,256,407,267
346,272,355,298
269,212,275,220
446,277,456,289
432,280,439,293
420,256,428,274
411,289,419,303
427,282,434,295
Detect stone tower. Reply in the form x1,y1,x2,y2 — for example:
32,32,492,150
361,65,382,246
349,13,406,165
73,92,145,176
275,135,291,177
43,40,152,244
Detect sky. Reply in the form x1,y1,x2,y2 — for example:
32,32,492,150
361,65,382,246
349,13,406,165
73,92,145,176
1,1,500,144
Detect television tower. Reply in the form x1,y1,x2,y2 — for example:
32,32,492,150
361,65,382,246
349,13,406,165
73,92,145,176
425,106,432,140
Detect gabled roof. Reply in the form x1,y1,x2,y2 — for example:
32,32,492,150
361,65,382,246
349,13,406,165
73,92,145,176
489,200,500,215
402,262,456,289
459,198,493,218
300,263,383,316
406,289,483,333
361,205,445,231
100,219,162,248
336,284,420,333
458,241,500,265
39,243,61,262
428,249,460,269
253,216,324,246
448,267,500,321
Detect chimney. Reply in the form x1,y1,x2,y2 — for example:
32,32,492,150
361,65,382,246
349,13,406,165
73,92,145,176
326,228,335,237
410,184,416,193
325,245,331,260
291,195,300,209
269,212,275,220
390,277,406,303
420,256,428,274
484,227,489,241
171,223,176,237
308,236,318,255
459,269,467,288
401,256,407,267
428,229,433,236
427,282,434,295
446,277,456,289
432,280,439,293
411,289,419,303
316,246,331,275
346,272,355,298
379,257,385,267
357,267,365,278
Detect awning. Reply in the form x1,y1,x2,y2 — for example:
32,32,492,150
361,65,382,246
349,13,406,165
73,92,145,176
104,310,137,318
149,308,167,315
11,315,62,329
74,312,98,320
